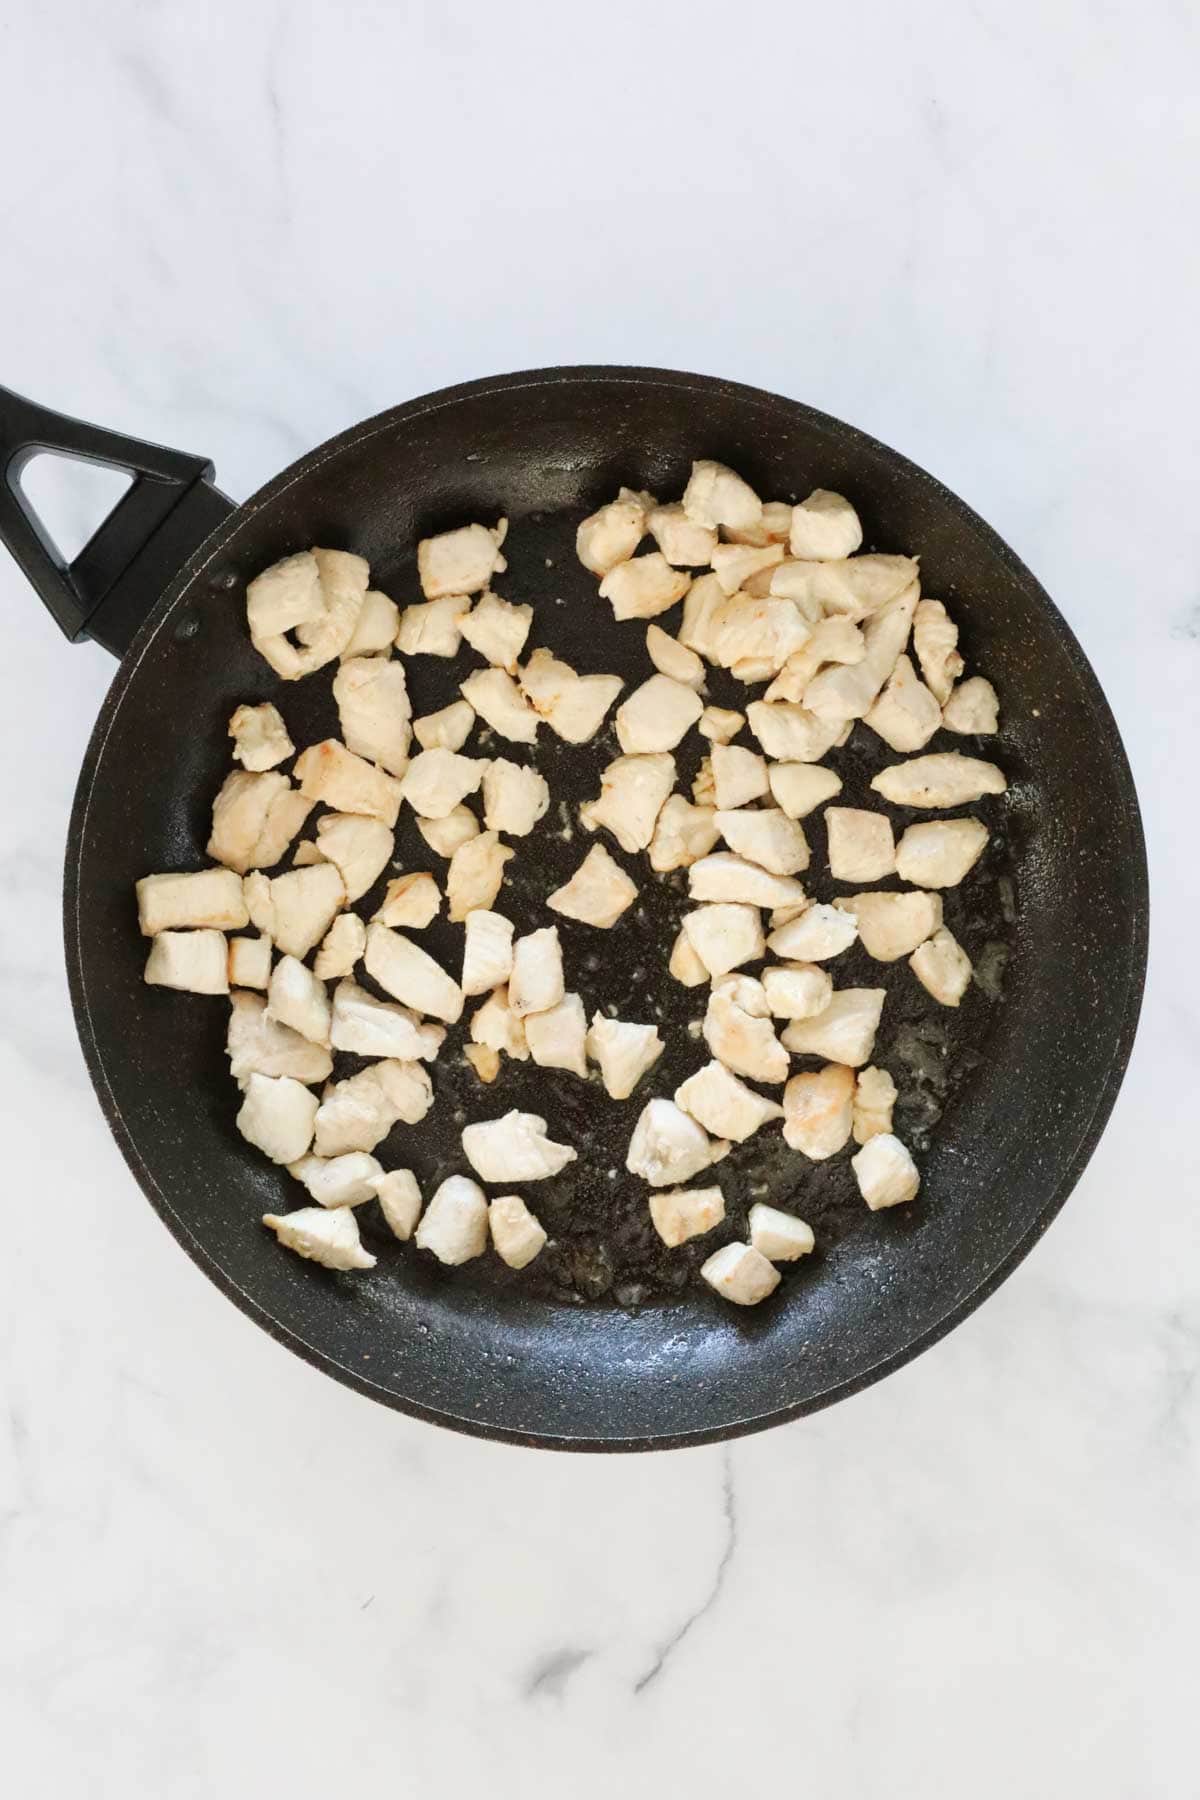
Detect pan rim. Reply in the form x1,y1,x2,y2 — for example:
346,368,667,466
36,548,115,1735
62,364,1150,1451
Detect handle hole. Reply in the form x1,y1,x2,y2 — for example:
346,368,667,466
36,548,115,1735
17,452,133,563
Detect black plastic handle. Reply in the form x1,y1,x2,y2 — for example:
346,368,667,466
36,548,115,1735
0,384,236,657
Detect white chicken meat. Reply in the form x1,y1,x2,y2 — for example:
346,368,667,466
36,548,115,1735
912,600,964,704
825,807,896,883
314,1059,433,1156
288,1151,383,1208
246,551,323,639
508,926,564,1018
414,1175,489,1264
226,991,332,1087
676,1060,783,1143
548,843,638,928
459,668,541,743
144,930,229,995
942,676,999,736
313,812,393,903
668,926,710,987
615,675,704,753
682,902,765,976
700,1242,780,1306
207,771,313,875
294,739,402,826
458,589,532,672
373,872,441,930
237,1072,318,1164
697,705,745,744
853,1066,897,1144
682,460,763,532
461,909,515,996
714,808,809,876
687,853,807,910
489,1194,548,1269
746,700,843,764
266,954,331,1045
374,1168,423,1240
363,923,464,1023
834,890,942,962
788,489,863,560
332,655,411,777
524,992,588,1077
648,796,719,872
330,979,446,1060
762,962,833,1020
767,903,858,962
710,744,769,810
396,593,470,658
851,1133,920,1210
261,1205,375,1271
895,817,989,888
519,648,624,743
413,699,475,753
863,653,942,754
766,762,843,819
469,986,529,1061
585,1013,665,1100
461,1110,577,1182
399,747,485,820
481,759,550,836
228,933,272,990
748,1204,814,1262
781,988,887,1067
342,587,400,660
446,830,513,922
137,867,249,935
702,975,788,1085
576,488,653,576
626,1098,719,1188
228,702,294,772
649,1185,725,1248
580,752,675,854
416,805,479,858
909,926,973,1006
417,519,507,599
782,1062,855,1158
646,501,717,568
598,553,691,621
266,864,347,959
870,752,1006,808
313,912,366,980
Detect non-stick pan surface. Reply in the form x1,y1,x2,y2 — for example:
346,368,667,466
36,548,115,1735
52,368,1145,1449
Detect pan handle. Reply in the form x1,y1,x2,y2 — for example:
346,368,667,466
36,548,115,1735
0,384,235,658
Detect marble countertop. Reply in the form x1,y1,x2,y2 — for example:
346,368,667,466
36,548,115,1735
2,4,1196,1794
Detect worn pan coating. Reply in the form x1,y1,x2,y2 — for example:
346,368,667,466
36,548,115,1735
0,367,1147,1449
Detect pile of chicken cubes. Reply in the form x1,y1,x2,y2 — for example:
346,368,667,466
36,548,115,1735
135,458,1004,1305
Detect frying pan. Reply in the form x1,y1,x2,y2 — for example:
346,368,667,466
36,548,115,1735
0,366,1147,1451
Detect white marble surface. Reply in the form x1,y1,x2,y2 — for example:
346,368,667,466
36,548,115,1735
2,3,1197,1794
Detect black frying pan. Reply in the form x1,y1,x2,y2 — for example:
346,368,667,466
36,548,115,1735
0,367,1147,1450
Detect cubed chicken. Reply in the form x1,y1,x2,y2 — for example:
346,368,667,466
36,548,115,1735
870,752,1006,808
782,1062,855,1158
852,1133,920,1209
228,933,272,990
724,499,794,547
373,1168,422,1239
314,912,366,980
767,903,858,962
765,617,867,702
294,740,402,825
669,926,710,987
649,1185,725,1248
711,744,769,810
413,1174,489,1264
519,648,624,743
481,759,550,836
314,1059,433,1157
396,593,471,657
647,501,717,568
314,813,393,902
246,551,323,639
363,923,464,1023
576,488,653,576
458,590,533,673
626,1098,719,1187
803,582,919,725
261,1205,376,1271
771,552,918,622
766,762,842,820
342,587,400,659
788,489,863,560
399,747,486,819
237,1072,318,1164
291,842,324,867
648,796,720,872
489,1194,548,1269
417,805,479,858
580,753,675,853
703,975,788,1084
266,954,331,1045
853,1066,897,1144
373,872,441,930
508,926,564,1018
288,1151,383,1208
144,929,229,995
677,572,726,658
909,926,973,1006
459,668,540,743
413,699,476,753
700,1242,780,1306
692,758,716,806
137,867,249,936
525,992,588,1077
688,853,807,909
676,1059,783,1142
251,549,369,680
762,962,833,1019
461,1111,577,1182
863,654,942,753
942,676,999,736
715,808,809,876
825,807,896,883
417,520,507,599
698,705,745,744
586,1013,665,1100
228,701,294,772
781,988,886,1067
682,902,765,976
834,890,942,961
267,863,347,959
746,700,843,763
895,817,989,888
748,1204,814,1262
707,594,811,674
208,771,313,874
548,843,638,928
330,979,445,1060
227,991,332,1087
682,460,763,532
912,600,964,704
462,909,516,996
646,623,705,689
332,656,412,777
469,986,529,1061
615,674,704,754
598,553,692,622
446,830,513,922
243,872,276,935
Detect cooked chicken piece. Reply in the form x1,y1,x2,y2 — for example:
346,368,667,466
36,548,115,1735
262,1205,376,1271
518,647,625,743
703,975,788,1084
462,909,516,996
669,925,710,987
548,843,638,928
459,668,540,743
763,763,839,821
692,757,716,807
803,581,919,724
489,1194,548,1269
748,1204,814,1262
771,552,918,622
781,988,886,1067
291,841,324,867
414,1175,489,1264
910,926,973,1006
576,488,653,575
852,1133,920,1209
469,986,529,1061
825,807,896,883
895,818,989,889
413,699,475,753
227,933,272,991
649,1185,725,1248
331,655,412,778
330,979,445,1060
715,808,809,877
288,1150,383,1208
697,705,745,744
508,926,564,1018
788,489,863,561
710,543,785,598
700,1241,780,1305
710,744,768,810
228,702,294,773
446,830,513,922
242,871,276,936
782,1062,854,1158
137,867,249,936
207,771,313,875
626,1098,719,1187
688,854,806,909
834,890,942,962
683,460,763,532
746,700,842,763
227,991,333,1087
144,929,228,995
585,1013,665,1099
676,1060,783,1142
373,872,440,930
364,923,464,1023
646,502,717,569
418,519,507,599
766,904,855,964
770,900,809,927
314,1059,433,1156
294,739,402,825
707,594,811,674
871,752,1006,808
465,1044,501,1082
762,962,833,1019
314,912,366,980
481,759,550,836
677,571,726,659
764,617,866,702
373,1168,422,1239
246,551,323,639
417,804,479,858
237,1071,318,1164
396,593,471,657
682,902,765,976
942,676,1000,736
266,955,331,1045
341,587,399,659
599,553,691,622
722,500,793,547
525,992,588,1076
863,654,942,753
252,550,369,680
614,674,703,755
580,752,674,853
912,600,964,703
459,590,533,672
517,645,574,713
399,747,486,819
312,813,393,903
461,1110,577,1182
645,623,705,688
648,796,719,872
267,863,346,959
853,1066,897,1144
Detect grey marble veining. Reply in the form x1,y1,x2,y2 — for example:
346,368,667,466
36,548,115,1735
1,3,1197,1795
